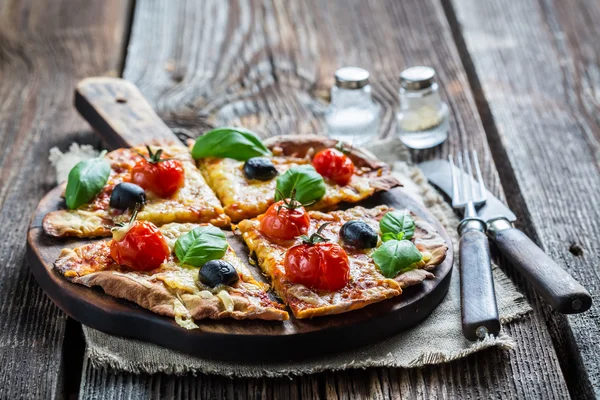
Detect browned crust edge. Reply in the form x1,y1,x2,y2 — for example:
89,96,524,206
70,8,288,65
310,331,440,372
239,205,448,319
55,248,289,322
264,134,401,192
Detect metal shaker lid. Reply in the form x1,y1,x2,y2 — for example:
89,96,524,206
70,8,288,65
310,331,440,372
400,66,436,90
335,67,370,89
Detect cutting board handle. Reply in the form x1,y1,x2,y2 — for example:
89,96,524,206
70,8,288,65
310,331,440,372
75,77,180,148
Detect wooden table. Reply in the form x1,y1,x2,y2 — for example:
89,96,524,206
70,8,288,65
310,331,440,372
1,0,598,398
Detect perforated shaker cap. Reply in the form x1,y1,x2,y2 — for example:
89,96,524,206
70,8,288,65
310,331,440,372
400,66,436,90
334,67,370,89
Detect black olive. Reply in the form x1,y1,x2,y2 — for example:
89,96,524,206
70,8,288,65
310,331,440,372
340,220,378,249
199,260,239,287
109,182,146,210
243,157,278,181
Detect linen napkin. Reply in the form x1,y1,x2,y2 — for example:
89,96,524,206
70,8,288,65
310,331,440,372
50,137,531,377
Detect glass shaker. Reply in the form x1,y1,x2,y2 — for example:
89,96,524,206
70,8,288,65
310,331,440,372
396,66,449,149
325,67,380,147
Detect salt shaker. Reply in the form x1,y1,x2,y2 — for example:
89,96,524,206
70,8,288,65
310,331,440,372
396,66,449,149
325,67,380,146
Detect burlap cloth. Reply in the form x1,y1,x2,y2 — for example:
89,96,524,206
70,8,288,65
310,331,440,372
52,138,531,377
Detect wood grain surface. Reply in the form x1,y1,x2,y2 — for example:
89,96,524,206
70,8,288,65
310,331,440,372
79,0,571,398
0,0,131,398
2,0,594,398
448,0,600,397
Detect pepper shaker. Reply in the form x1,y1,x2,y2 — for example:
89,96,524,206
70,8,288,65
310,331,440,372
325,67,380,146
396,66,449,149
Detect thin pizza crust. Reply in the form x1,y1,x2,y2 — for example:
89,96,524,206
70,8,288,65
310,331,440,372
197,135,400,222
43,145,230,238
54,223,288,325
238,205,447,319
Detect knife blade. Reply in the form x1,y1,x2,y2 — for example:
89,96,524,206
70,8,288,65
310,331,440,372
418,159,592,314
419,160,516,222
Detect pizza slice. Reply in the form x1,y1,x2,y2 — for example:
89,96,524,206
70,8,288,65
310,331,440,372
54,221,289,327
196,134,400,222
44,144,230,238
237,204,448,319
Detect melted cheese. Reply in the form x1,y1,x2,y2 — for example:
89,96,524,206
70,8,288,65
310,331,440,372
54,222,289,324
198,155,376,222
238,205,403,318
43,145,230,238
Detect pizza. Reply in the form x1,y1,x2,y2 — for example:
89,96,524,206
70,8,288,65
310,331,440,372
54,222,289,327
45,128,449,328
43,144,230,238
197,135,400,222
237,205,448,319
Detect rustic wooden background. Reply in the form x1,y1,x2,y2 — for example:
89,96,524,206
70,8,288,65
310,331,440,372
0,0,598,398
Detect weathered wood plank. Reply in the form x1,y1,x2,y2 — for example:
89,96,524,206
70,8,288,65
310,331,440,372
448,0,600,398
0,0,131,398
79,0,571,398
81,359,321,400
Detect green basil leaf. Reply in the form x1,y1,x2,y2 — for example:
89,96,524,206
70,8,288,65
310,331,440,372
381,232,398,242
191,127,272,161
174,226,228,267
372,239,422,278
65,152,111,210
274,165,326,204
379,209,415,240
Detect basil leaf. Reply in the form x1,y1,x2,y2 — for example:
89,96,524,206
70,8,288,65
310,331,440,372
65,152,111,210
372,239,422,278
191,127,272,161
274,165,326,204
379,209,415,240
381,232,398,242
174,226,228,268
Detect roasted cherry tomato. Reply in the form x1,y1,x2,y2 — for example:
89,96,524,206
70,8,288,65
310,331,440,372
110,220,170,271
131,146,185,198
259,199,310,241
284,225,350,291
312,148,355,186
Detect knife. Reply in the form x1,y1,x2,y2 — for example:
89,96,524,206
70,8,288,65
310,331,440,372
419,159,592,314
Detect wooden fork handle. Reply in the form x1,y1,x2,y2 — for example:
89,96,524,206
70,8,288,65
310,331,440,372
459,229,501,341
490,222,592,314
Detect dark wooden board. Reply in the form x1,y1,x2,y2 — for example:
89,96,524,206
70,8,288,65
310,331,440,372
28,184,453,361
78,0,571,398
448,0,600,397
0,0,131,399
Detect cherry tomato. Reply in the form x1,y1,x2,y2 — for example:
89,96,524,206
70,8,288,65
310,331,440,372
259,200,310,240
312,148,355,186
110,221,170,271
285,242,350,291
131,149,184,198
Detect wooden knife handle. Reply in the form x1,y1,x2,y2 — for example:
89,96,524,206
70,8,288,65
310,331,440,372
75,77,180,148
492,226,592,314
459,229,501,341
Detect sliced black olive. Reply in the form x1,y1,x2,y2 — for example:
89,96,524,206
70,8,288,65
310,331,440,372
109,182,146,211
199,260,239,287
243,157,278,181
340,220,378,249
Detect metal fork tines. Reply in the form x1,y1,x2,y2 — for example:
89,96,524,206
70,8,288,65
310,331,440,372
450,149,500,341
449,150,487,234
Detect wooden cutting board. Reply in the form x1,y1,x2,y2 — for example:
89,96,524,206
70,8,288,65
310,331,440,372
26,77,453,361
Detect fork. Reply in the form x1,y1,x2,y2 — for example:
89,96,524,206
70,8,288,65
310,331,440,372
450,150,500,341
